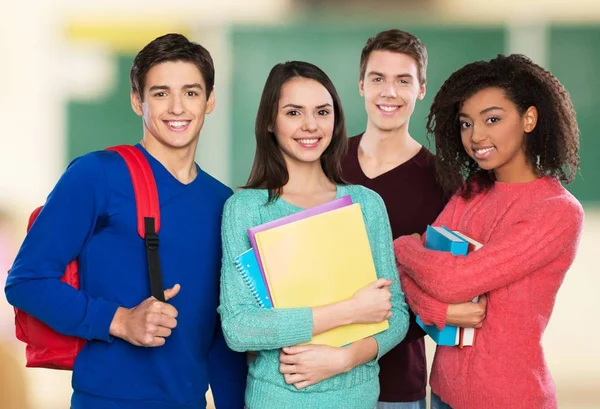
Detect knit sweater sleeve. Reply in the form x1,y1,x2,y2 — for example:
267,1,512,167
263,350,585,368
218,191,313,352
394,196,584,304
392,193,461,327
5,153,119,341
359,188,409,361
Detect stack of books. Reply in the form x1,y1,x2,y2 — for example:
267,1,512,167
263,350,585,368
416,225,483,348
233,196,389,347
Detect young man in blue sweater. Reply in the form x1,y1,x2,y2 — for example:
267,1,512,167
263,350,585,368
5,33,247,409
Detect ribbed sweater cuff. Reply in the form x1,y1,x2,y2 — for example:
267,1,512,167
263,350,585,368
418,298,448,329
275,307,314,347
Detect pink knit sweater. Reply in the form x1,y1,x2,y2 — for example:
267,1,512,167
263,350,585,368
394,177,584,409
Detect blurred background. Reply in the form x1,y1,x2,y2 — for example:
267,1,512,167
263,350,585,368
1,0,598,408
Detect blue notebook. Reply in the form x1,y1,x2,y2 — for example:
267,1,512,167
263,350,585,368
416,225,469,346
234,248,273,308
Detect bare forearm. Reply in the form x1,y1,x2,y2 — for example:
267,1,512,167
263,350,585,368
311,300,354,336
343,337,378,371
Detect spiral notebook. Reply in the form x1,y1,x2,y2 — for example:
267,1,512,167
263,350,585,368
234,248,272,308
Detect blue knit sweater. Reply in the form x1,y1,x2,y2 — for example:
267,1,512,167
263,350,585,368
5,145,247,409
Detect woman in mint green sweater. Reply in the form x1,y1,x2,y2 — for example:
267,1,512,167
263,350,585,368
218,61,409,409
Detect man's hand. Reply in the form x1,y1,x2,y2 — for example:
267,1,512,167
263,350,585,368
446,294,487,328
279,344,350,390
109,284,181,347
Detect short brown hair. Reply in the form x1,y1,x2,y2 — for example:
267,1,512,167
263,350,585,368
360,29,428,84
130,33,215,100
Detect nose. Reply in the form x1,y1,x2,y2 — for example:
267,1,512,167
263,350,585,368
471,124,486,143
168,94,185,115
380,82,397,98
302,113,318,132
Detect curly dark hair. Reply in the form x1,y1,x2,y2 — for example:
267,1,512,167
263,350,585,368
426,54,580,199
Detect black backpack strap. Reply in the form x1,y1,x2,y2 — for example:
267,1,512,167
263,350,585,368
106,145,165,302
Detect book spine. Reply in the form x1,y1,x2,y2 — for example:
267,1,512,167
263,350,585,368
234,258,265,308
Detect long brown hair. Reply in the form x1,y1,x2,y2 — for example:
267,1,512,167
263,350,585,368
244,61,348,202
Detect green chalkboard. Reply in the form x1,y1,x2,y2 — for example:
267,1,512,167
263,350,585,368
230,25,505,187
67,55,140,161
549,26,600,202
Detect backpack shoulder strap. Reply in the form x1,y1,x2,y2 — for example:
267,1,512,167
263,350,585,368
106,145,165,302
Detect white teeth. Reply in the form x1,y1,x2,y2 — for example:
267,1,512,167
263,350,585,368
168,121,188,128
476,147,494,154
298,138,319,144
379,105,399,112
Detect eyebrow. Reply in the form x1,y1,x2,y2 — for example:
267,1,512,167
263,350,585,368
458,106,506,118
148,83,204,92
366,71,414,79
281,103,333,109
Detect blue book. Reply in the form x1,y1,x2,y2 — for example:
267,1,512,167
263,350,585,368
416,316,458,346
415,225,469,346
425,225,468,256
234,248,273,308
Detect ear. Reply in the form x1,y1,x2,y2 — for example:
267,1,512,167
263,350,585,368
523,106,538,133
205,89,216,115
417,82,427,101
358,79,365,97
267,123,274,133
131,91,143,116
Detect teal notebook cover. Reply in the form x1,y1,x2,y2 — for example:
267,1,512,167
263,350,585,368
234,248,273,308
416,316,458,346
415,225,468,346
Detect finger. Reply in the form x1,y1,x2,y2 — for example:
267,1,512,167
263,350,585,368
149,301,178,318
385,311,393,319
157,315,178,329
279,353,298,365
164,284,181,301
154,327,172,338
284,373,306,385
294,380,313,390
282,345,311,355
372,278,393,288
279,363,297,374
149,336,166,347
478,294,488,306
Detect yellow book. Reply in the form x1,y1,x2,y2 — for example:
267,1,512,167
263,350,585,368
254,203,389,347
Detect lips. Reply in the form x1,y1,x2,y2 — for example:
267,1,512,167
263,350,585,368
164,120,191,132
295,137,322,148
376,104,401,115
473,146,495,159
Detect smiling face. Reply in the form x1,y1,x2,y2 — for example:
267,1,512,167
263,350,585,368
271,77,335,168
131,60,215,151
459,87,538,183
359,50,425,133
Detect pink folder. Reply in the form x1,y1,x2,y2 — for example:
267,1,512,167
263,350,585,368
247,195,353,300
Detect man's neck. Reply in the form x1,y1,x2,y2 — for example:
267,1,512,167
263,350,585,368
358,122,422,178
141,137,198,185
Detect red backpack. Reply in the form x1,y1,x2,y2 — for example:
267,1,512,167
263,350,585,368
11,145,165,370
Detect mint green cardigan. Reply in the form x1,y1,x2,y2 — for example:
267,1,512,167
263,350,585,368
218,185,409,409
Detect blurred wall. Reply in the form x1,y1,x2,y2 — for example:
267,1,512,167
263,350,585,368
0,1,598,408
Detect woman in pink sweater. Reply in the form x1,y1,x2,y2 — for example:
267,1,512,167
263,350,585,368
394,54,583,409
